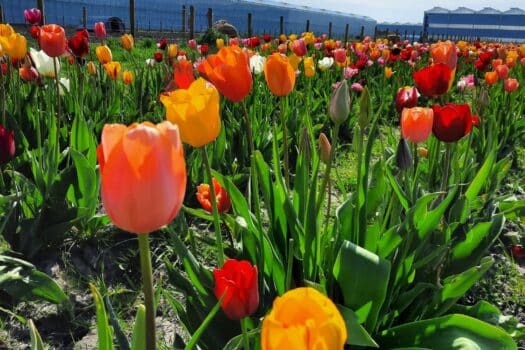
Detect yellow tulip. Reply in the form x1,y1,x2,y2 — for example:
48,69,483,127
0,24,14,37
303,32,315,45
385,66,393,79
520,44,525,57
303,56,315,78
168,44,178,58
261,287,347,350
121,34,134,51
216,38,224,49
288,34,297,41
160,78,220,148
96,45,112,64
0,33,27,60
287,53,302,71
103,61,121,80
279,34,287,42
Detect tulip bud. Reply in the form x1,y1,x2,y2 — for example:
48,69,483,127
0,124,15,165
358,86,370,129
395,86,419,113
329,80,350,125
396,138,413,171
94,22,106,39
476,87,490,111
19,57,39,82
24,8,41,25
417,147,428,158
87,60,97,75
216,38,224,49
318,132,331,164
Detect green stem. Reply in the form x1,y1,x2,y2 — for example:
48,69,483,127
412,142,419,201
138,234,156,350
53,58,61,139
285,238,294,291
279,96,290,188
240,318,250,350
440,143,452,194
315,123,340,214
202,146,225,266
241,100,254,155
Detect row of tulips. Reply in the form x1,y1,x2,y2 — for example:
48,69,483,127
1,10,525,350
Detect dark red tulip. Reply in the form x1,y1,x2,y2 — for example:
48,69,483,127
213,259,259,320
511,245,525,259
248,37,260,48
263,34,272,43
157,38,168,50
413,63,452,98
0,124,15,165
199,44,209,55
432,103,475,143
154,52,163,63
68,30,89,58
395,86,419,113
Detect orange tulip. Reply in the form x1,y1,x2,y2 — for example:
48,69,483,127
97,122,186,234
96,45,112,64
173,59,194,89
384,67,393,79
504,78,519,93
103,61,121,80
39,24,67,58
120,34,134,51
122,70,133,85
430,41,457,70
199,46,252,102
401,107,434,144
264,53,295,96
495,64,509,80
484,71,498,85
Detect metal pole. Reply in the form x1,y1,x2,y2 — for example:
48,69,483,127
82,6,87,28
280,16,284,35
129,0,135,37
189,5,195,39
37,0,45,25
328,22,332,39
247,13,252,37
182,5,186,33
207,8,212,29
306,19,310,32
344,23,349,46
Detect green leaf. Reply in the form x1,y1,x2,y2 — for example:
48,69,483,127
337,305,379,348
333,240,390,330
131,305,146,350
465,150,496,202
379,314,517,350
184,293,224,350
28,319,46,350
90,283,114,350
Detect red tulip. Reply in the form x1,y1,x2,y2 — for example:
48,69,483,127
196,178,231,214
395,86,419,113
495,64,509,80
30,25,40,39
39,24,67,58
19,57,39,82
504,78,519,93
199,44,209,55
413,63,452,98
154,52,163,63
0,124,15,165
263,34,272,43
173,59,194,89
94,22,106,39
401,107,434,143
432,103,474,143
68,30,89,58
157,38,168,50
248,37,260,48
213,259,259,320
511,245,525,259
24,8,41,25
291,39,307,57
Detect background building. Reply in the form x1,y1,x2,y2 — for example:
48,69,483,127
423,6,525,42
1,0,377,37
375,22,423,41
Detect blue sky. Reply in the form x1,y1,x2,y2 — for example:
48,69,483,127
284,0,525,23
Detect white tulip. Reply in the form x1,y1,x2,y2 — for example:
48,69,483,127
58,77,70,95
29,48,59,78
249,54,266,75
318,57,334,71
145,58,156,67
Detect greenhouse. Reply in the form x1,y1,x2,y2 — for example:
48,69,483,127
1,0,377,36
423,6,525,42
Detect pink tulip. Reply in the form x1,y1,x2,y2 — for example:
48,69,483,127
188,39,197,49
24,8,41,25
94,22,106,39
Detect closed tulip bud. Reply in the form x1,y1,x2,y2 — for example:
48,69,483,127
94,22,106,39
396,138,413,170
166,44,177,58
401,107,434,144
0,124,15,165
188,39,197,49
261,287,347,350
264,53,296,97
216,38,224,49
122,70,133,85
30,25,40,39
24,8,41,25
196,178,231,214
318,133,331,164
329,80,350,125
395,86,419,113
495,64,509,80
19,57,39,82
121,34,134,51
213,259,258,320
476,88,490,111
160,78,220,148
97,121,186,234
417,147,428,158
96,45,112,64
384,66,393,79
154,52,163,63
87,61,97,75
504,78,519,93
103,61,121,80
333,48,346,63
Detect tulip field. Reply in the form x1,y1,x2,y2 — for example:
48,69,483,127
1,8,525,350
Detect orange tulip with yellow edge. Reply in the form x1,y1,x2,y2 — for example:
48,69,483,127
97,121,186,234
122,70,133,85
199,45,252,103
160,78,220,148
168,44,178,58
264,53,296,97
96,45,112,64
104,61,121,80
121,34,134,51
261,287,347,350
0,33,27,60
384,67,393,79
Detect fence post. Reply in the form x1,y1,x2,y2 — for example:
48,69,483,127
37,0,45,24
189,5,195,39
182,5,186,33
328,22,332,39
280,16,284,35
82,6,87,28
412,31,415,42
247,13,252,37
0,5,4,23
129,0,135,37
360,25,364,40
344,23,349,46
404,30,407,40
207,8,212,29
306,19,310,32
